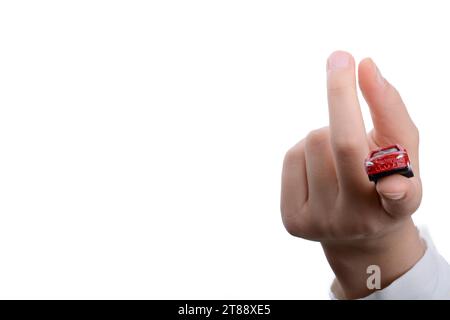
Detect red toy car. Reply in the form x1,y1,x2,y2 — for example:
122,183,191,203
364,144,414,182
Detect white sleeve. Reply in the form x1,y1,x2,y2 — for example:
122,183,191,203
330,228,450,300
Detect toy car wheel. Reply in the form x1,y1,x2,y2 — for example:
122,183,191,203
402,166,414,178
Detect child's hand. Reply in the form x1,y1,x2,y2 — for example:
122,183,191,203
280,51,425,299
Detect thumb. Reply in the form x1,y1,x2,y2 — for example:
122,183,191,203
376,174,422,218
358,58,418,139
358,58,420,174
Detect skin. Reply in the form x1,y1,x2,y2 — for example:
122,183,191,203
280,51,425,299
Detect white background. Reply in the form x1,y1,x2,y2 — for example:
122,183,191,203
0,1,449,299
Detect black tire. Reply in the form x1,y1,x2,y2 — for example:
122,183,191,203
401,166,414,178
368,166,414,183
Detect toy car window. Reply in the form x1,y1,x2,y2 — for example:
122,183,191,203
372,147,399,157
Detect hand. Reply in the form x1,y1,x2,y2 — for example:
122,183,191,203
280,51,425,299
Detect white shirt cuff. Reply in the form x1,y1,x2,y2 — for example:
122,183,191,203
329,227,450,300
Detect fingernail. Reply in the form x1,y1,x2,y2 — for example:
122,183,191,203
381,192,406,200
374,64,386,86
369,58,386,86
327,51,351,71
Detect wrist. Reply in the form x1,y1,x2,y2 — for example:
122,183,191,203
321,218,426,299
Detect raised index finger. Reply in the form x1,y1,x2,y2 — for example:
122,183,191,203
327,51,369,191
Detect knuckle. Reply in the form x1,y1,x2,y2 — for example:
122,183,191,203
281,214,302,237
283,220,300,237
283,150,298,168
305,128,329,151
283,141,304,165
283,151,297,170
327,80,355,98
281,204,311,238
